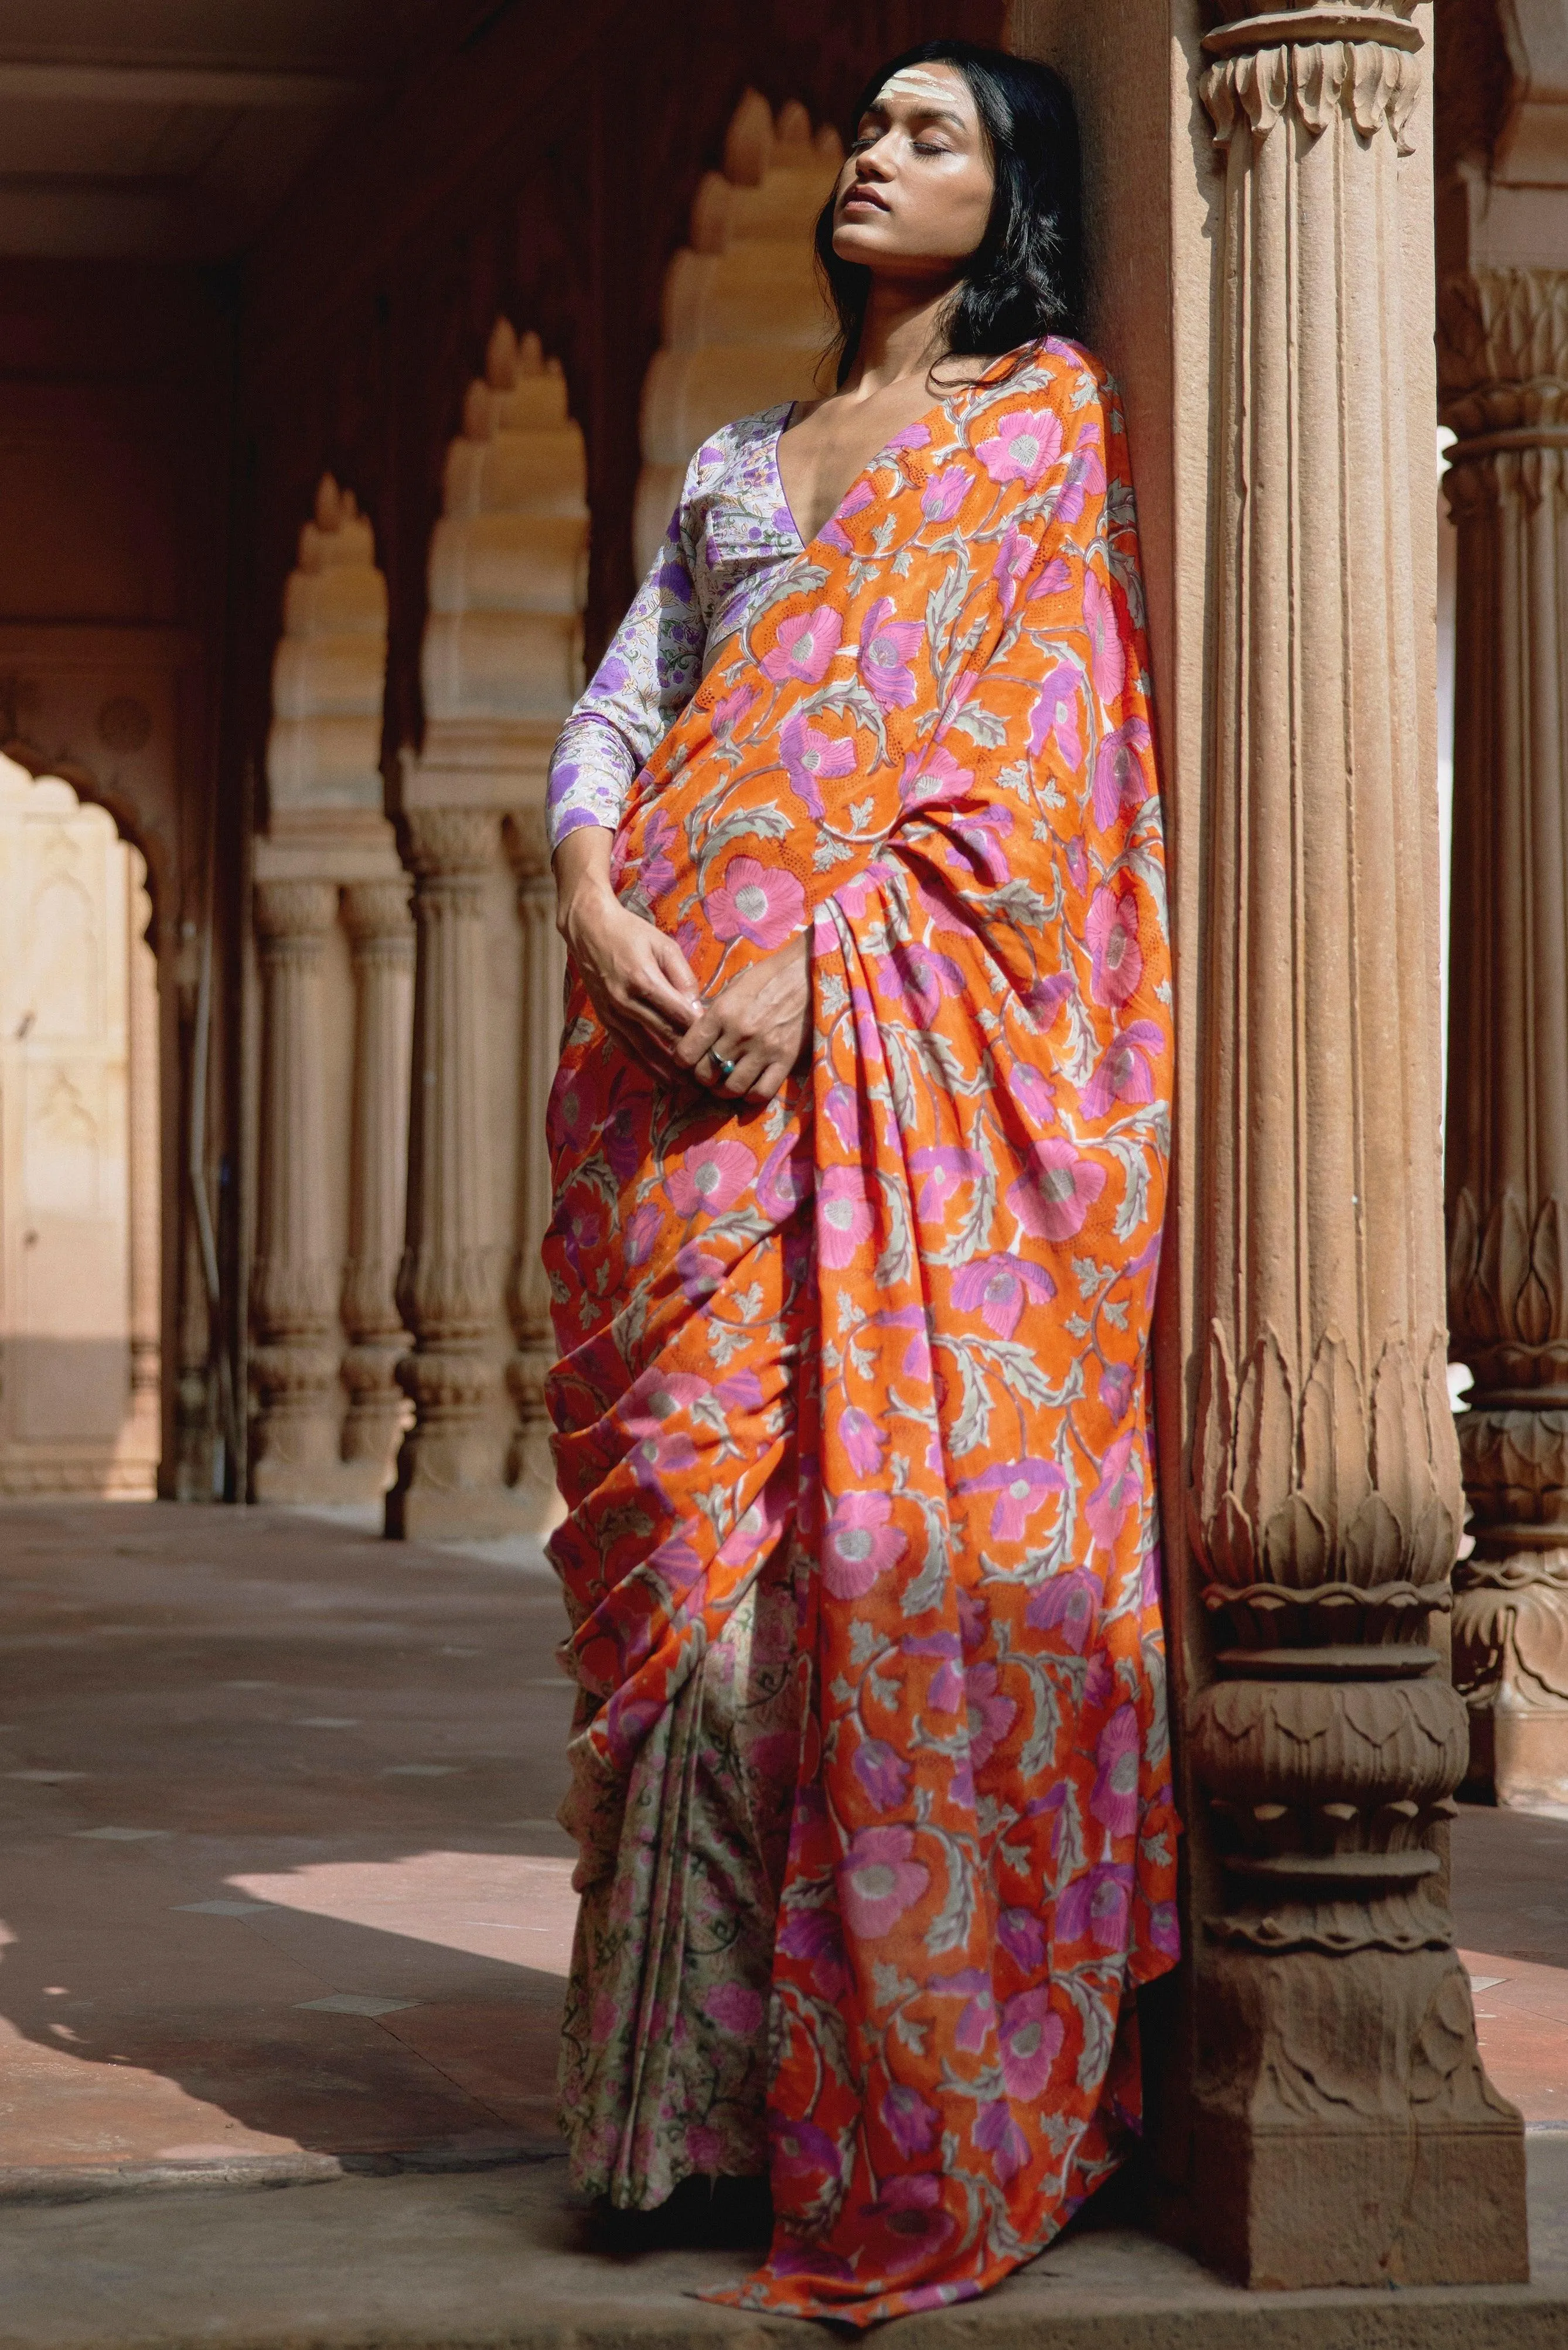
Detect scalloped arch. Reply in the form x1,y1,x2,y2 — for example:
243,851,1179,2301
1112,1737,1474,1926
265,474,389,817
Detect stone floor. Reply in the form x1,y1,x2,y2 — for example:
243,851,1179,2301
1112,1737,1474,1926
0,1499,1564,2345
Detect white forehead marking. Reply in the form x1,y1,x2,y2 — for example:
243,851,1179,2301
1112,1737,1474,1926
874,69,969,115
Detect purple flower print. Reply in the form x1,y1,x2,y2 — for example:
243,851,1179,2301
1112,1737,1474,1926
993,524,1039,615
1099,1359,1134,1421
705,855,806,950
973,2098,1031,2185
558,1196,602,1271
823,1081,864,1152
921,463,970,523
1092,717,1154,831
997,1988,1065,2099
858,596,925,712
1086,1428,1142,1552
553,1073,590,1144
1065,835,1090,893
705,1980,765,2035
950,1252,1056,1339
837,1403,888,1478
628,1425,697,1496
957,1459,1067,1546
880,2082,941,2158
1086,885,1144,1007
823,1491,906,1599
780,710,855,818
622,1200,663,1267
624,1369,709,1436
898,742,973,809
1007,1139,1107,1243
819,477,874,553
839,1824,930,1939
762,606,843,684
666,1137,757,1218
639,808,679,901
975,405,1065,487
776,1906,850,2002
905,1629,963,1714
908,1144,984,1225
935,1966,995,2052
818,1167,875,1268
964,1659,1018,1771
853,1736,912,1810
1029,552,1073,604
1052,423,1107,526
875,943,966,1025
997,1905,1048,1972
1056,1861,1133,1952
1090,1703,1141,1838
769,2113,847,2189
711,681,758,742
1082,568,1126,705
885,420,933,452
1027,664,1083,768
673,1242,724,1302
1148,1900,1182,1960
1080,1020,1164,1120
1026,1565,1103,1655
949,802,1014,886
756,1131,812,1223
1010,1058,1058,1124
871,1303,931,1380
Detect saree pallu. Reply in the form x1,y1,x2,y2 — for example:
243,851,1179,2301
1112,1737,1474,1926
544,340,1177,2325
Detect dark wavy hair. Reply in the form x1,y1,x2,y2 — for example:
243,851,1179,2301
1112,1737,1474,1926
815,41,1085,390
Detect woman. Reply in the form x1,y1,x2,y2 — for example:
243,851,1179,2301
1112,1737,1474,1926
543,40,1176,2325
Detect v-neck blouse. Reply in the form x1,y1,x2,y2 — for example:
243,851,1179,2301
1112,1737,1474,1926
546,404,802,853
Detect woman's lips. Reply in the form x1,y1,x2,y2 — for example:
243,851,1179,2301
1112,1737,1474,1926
843,186,890,213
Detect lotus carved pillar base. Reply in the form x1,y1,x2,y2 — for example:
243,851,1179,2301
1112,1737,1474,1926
1184,2,1526,2286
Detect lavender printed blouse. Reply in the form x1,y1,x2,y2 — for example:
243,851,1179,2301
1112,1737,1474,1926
546,404,802,851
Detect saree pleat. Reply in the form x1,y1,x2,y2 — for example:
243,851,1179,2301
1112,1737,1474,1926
544,340,1177,2324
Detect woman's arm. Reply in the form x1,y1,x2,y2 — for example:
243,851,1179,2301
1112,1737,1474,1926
554,826,702,1079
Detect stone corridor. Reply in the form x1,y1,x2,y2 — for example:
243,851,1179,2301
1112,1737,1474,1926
0,1500,1565,2345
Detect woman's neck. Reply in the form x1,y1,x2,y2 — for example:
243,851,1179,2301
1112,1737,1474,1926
840,276,959,401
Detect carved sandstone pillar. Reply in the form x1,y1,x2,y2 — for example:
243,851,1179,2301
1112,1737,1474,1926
504,807,566,1526
125,858,161,1480
250,879,341,1498
1442,268,1568,1807
387,808,512,1537
1185,4,1526,2286
340,879,415,1492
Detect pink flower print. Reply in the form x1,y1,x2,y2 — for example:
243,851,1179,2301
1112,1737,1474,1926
837,1403,888,1479
705,1980,765,2036
818,1166,875,1268
665,1137,756,1219
1007,1138,1107,1242
819,477,874,554
639,809,679,900
769,2114,847,2191
674,1242,724,1302
935,1966,995,2053
686,2124,726,2170
776,1906,850,2002
858,596,924,712
823,1491,906,1599
1086,1428,1142,1552
973,2099,1031,2186
905,1629,963,1714
1086,885,1144,1007
880,2082,940,2159
756,1131,812,1223
875,943,965,1026
1052,423,1107,526
1026,1564,1103,1654
839,1824,930,1939
779,711,855,819
710,681,758,742
853,1735,911,1810
1080,1019,1164,1120
629,1424,697,1499
558,1196,602,1271
1090,1702,1141,1838
997,1987,1064,2099
1092,717,1154,831
622,1200,663,1267
950,1252,1056,1339
997,1905,1048,1972
1010,1056,1058,1124
1056,1861,1132,1952
975,405,1064,486
908,1144,984,1226
886,419,933,452
1065,835,1090,893
1028,552,1073,603
1149,1900,1181,1960
949,801,1014,886
872,1303,931,1380
823,1081,864,1152
921,463,970,523
705,855,806,950
762,605,843,684
993,523,1038,615
553,1075,589,1144
898,741,974,810
1099,1359,1134,1421
963,1658,1018,1772
1028,664,1083,768
957,1584,987,1656
1082,568,1126,707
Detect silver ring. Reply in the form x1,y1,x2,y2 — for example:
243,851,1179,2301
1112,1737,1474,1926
709,1050,736,1079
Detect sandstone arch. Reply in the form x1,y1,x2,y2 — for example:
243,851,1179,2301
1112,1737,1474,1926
634,90,842,573
265,473,388,824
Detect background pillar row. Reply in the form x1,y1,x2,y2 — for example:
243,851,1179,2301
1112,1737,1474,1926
340,878,415,1495
505,806,566,1527
249,878,341,1498
1184,1,1526,2287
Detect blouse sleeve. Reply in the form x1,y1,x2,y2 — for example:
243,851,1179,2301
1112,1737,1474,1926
545,491,710,854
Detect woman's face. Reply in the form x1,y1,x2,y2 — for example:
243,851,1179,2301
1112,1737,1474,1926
831,62,994,283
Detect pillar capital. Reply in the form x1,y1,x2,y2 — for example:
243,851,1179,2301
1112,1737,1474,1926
1439,265,1568,441
401,804,499,878
1201,13,1420,153
253,876,339,947
341,876,414,957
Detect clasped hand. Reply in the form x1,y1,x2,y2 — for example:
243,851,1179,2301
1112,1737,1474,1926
555,840,809,1106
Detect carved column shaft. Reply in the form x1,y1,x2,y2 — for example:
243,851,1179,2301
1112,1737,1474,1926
1443,265,1568,1803
1187,4,1524,2287
125,859,161,1469
250,879,341,1496
387,807,512,1537
505,808,565,1524
341,879,414,1491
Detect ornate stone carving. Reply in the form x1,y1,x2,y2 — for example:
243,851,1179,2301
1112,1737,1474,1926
339,879,414,1491
125,851,161,1482
386,807,512,1536
250,878,341,1498
504,806,565,1526
265,475,388,814
1187,0,1526,2287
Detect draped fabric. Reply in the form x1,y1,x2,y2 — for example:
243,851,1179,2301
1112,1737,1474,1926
543,340,1177,2325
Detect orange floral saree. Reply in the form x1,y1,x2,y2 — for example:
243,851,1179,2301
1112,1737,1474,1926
543,340,1177,2324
